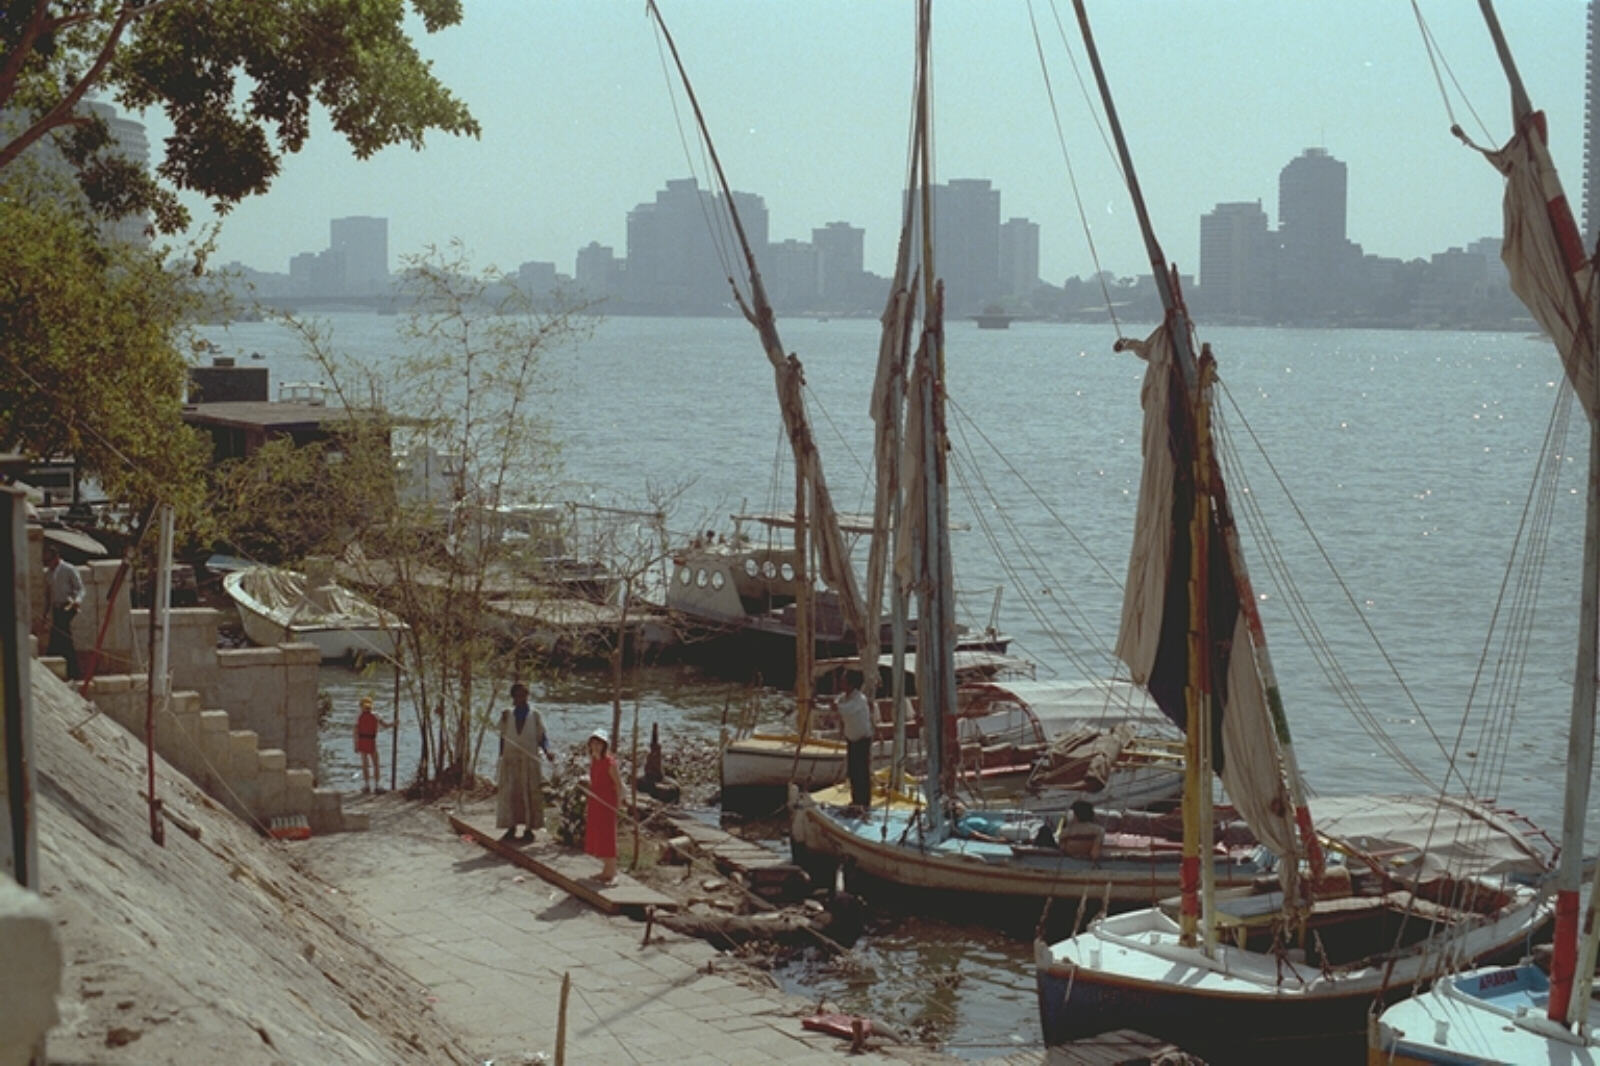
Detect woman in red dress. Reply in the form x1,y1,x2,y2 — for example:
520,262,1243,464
583,727,622,884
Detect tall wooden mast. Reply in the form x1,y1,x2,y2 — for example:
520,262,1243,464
1474,0,1600,1027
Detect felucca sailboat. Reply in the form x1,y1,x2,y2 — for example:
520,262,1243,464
1034,2,1551,1059
787,0,1281,917
1370,3,1600,1060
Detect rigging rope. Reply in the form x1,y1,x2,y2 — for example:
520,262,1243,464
1409,0,1496,147
1024,0,1123,335
1211,381,1437,789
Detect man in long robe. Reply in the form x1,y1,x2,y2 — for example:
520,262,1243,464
497,682,553,842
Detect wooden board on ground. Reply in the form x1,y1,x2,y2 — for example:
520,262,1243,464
662,814,810,900
449,813,678,916
973,1031,1206,1065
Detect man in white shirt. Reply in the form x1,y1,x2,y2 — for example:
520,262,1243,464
836,671,873,812
42,542,85,679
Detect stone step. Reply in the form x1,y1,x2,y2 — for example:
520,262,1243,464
227,729,260,777
309,788,346,835
284,768,314,818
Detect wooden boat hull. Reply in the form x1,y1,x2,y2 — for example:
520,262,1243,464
1036,899,1551,1064
790,791,1271,910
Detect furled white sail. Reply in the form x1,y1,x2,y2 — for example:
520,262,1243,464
1481,116,1600,418
1114,324,1299,862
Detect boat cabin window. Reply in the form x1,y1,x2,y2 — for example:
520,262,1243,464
695,568,709,587
762,561,777,579
744,558,760,577
710,571,726,590
677,566,692,585
780,562,795,581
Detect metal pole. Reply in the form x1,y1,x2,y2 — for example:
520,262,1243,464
146,503,172,846
389,659,399,794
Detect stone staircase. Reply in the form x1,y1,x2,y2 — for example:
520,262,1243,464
43,656,364,834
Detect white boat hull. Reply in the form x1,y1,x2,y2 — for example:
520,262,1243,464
721,735,847,791
225,568,406,663
1037,894,1551,1060
1368,963,1600,1065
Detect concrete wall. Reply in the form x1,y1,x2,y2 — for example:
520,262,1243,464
129,607,321,771
83,671,356,834
31,541,351,832
0,880,59,1066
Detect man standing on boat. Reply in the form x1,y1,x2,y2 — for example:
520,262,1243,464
838,671,873,813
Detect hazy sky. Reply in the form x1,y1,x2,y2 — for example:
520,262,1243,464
173,1,1588,284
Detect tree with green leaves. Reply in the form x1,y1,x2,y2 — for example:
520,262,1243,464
233,244,591,792
1,0,479,231
0,0,479,521
0,175,209,520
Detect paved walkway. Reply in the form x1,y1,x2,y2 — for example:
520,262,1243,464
300,796,954,1065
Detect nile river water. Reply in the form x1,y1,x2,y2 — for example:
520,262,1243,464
199,310,1587,1056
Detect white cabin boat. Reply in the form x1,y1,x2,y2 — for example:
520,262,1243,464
224,561,406,663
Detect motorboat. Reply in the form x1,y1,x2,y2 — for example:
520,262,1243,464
224,558,407,663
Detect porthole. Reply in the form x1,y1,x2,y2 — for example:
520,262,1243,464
710,571,726,590
696,568,709,587
779,562,795,582
744,558,759,577
677,566,692,585
762,561,778,579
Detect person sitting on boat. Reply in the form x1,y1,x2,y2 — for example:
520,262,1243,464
837,670,873,814
1058,800,1104,862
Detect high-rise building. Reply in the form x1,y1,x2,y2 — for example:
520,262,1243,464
84,102,151,246
575,241,619,299
329,216,388,295
515,260,557,298
999,217,1040,297
1276,148,1350,320
1198,201,1271,320
5,101,152,244
766,239,818,311
623,178,768,312
934,179,1002,315
1586,0,1600,248
812,221,864,309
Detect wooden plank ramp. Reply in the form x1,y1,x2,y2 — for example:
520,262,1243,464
449,813,677,916
974,1031,1206,1064
662,814,811,900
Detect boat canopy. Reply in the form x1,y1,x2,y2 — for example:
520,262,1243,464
964,679,1177,737
813,649,1033,681
1310,794,1552,882
732,510,968,537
